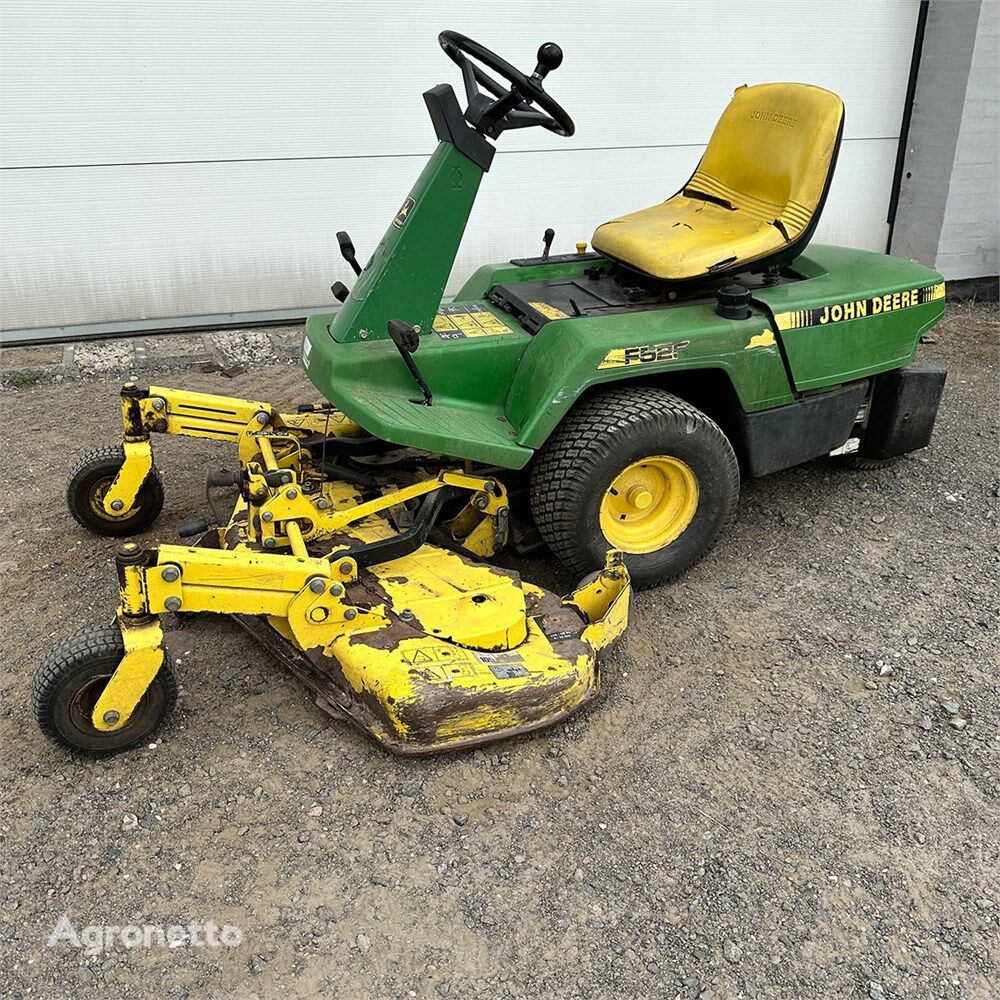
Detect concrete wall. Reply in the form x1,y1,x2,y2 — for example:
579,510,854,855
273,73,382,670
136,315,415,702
891,1,999,283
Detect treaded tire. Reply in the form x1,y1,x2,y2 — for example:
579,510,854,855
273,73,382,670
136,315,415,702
531,387,740,589
33,625,177,755
831,453,894,471
67,444,164,537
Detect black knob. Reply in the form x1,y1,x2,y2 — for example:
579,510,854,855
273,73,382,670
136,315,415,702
534,43,563,78
716,284,751,320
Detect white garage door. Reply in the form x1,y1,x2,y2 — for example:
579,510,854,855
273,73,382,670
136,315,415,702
1,0,922,334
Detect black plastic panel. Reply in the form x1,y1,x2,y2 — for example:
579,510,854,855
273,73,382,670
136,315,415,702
861,362,946,459
739,382,868,477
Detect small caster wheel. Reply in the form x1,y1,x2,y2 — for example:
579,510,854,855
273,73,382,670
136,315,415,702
67,444,164,536
32,625,178,755
831,453,894,471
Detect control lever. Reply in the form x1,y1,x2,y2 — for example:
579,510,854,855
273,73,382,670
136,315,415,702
387,319,433,406
331,280,350,303
336,231,362,276
541,228,555,260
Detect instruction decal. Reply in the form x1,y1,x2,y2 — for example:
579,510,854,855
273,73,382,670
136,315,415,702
529,301,569,320
774,282,945,331
434,304,514,340
597,340,691,370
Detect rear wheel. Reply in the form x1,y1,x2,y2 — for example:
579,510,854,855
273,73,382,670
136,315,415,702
531,387,740,588
32,625,177,755
67,444,164,536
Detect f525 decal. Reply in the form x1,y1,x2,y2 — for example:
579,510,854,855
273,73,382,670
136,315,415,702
597,340,691,370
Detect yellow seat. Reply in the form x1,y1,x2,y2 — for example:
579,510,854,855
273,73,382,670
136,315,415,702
592,83,844,282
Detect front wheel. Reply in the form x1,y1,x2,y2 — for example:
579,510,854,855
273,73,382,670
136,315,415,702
32,625,178,755
530,387,740,589
67,444,164,536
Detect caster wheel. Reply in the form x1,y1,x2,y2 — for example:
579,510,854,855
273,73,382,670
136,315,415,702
32,625,178,755
831,453,894,471
67,444,164,536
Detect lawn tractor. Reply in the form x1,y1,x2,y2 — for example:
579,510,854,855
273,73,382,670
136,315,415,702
35,32,946,756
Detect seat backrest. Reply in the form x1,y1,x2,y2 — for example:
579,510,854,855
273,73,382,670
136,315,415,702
685,83,844,243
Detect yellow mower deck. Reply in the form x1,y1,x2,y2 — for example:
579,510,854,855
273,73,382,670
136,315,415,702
71,383,630,756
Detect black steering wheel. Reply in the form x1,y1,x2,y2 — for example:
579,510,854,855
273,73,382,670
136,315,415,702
438,31,575,138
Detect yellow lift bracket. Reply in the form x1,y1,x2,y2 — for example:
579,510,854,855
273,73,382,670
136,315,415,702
93,541,386,732
102,383,369,517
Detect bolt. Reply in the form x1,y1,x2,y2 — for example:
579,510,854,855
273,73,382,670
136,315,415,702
261,511,274,522
339,561,353,575
413,325,422,334
280,473,292,485
102,710,120,726
255,411,269,425
399,609,414,622
308,577,325,594
474,496,488,510
161,565,181,583
329,583,344,597
359,329,369,340
109,499,125,512
484,480,497,495
164,596,182,612
151,397,165,412
154,419,167,433
263,537,276,549
286,488,298,500
344,608,358,621
316,498,330,510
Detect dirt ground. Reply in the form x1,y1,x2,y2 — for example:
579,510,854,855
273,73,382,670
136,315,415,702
0,303,997,1000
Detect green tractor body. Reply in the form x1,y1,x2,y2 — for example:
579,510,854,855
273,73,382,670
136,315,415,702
303,140,946,477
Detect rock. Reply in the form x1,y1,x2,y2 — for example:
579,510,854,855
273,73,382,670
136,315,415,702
453,813,468,827
918,716,933,731
949,717,968,730
871,514,886,524
941,699,960,715
122,813,138,831
868,982,885,1000
178,783,191,797
316,905,336,921
307,804,323,817
297,830,311,843
723,938,743,963
356,932,371,954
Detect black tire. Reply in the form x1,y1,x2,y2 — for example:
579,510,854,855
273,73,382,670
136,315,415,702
67,444,164,536
32,625,177,755
531,387,740,589
831,453,894,471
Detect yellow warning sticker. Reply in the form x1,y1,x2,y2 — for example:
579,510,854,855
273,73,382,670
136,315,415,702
434,305,514,340
529,301,569,320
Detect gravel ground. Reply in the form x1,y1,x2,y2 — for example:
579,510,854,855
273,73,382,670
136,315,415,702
0,303,997,999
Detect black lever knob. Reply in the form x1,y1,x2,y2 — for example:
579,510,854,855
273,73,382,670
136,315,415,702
336,231,362,276
534,43,563,79
331,280,350,303
387,318,420,354
542,228,555,260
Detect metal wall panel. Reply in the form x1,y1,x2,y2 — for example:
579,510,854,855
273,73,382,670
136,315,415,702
1,0,922,331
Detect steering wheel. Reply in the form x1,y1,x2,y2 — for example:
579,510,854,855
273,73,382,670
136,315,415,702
438,31,575,138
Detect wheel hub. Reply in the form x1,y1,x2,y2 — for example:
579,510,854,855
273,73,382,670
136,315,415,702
599,455,699,554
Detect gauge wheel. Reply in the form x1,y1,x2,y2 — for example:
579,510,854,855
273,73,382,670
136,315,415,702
33,625,177,755
531,387,740,589
67,444,164,536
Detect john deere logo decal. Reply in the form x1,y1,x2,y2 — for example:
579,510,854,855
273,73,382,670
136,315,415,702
775,282,945,331
392,196,415,229
598,340,690,370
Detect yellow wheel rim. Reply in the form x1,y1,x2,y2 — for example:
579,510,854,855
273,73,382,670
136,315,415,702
599,455,699,553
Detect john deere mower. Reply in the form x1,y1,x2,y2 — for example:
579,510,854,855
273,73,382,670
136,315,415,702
35,32,946,756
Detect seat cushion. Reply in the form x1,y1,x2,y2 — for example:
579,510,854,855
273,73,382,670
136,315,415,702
592,83,844,281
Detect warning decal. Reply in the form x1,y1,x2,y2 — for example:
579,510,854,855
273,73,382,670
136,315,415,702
434,304,515,340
